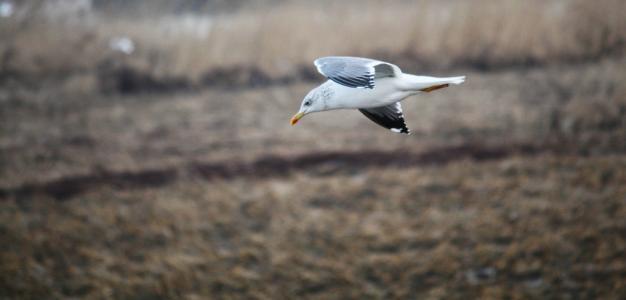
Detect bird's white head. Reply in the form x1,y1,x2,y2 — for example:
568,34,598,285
290,84,334,125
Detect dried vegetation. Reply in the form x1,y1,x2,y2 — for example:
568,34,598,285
1,0,625,298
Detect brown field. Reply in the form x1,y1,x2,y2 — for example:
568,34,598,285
1,0,626,299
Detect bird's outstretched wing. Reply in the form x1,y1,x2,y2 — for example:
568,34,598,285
359,102,410,134
314,56,401,89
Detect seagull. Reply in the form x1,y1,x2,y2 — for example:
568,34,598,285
290,56,465,134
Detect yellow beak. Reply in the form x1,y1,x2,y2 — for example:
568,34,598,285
290,112,304,125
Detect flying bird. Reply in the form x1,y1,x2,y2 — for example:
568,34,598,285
290,56,465,134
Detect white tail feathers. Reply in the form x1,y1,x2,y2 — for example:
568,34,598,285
399,74,466,91
446,76,466,85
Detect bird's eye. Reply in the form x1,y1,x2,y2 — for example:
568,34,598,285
304,100,312,106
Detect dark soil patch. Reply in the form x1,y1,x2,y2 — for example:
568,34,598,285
0,142,548,201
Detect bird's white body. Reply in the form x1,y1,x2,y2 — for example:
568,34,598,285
323,78,408,109
324,73,465,110
291,56,466,134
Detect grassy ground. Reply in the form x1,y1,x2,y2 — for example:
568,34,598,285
3,0,625,86
1,0,626,299
2,58,624,187
1,154,625,299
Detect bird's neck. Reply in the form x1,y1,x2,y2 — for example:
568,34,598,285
317,82,340,110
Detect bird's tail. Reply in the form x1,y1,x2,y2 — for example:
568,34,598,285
442,76,466,85
400,74,466,92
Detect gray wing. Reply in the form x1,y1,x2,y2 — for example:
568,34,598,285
359,102,410,134
314,56,400,89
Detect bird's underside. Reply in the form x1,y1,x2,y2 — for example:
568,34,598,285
308,56,465,134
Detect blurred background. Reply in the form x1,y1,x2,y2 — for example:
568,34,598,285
1,0,625,298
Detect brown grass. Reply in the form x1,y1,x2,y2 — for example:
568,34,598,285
1,57,625,186
1,51,625,300
1,1,626,298
1,0,625,88
1,155,625,299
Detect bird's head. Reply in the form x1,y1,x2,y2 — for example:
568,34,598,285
290,89,324,125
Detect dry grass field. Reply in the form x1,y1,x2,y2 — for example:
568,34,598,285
1,0,626,299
